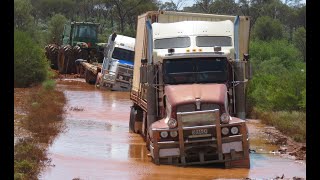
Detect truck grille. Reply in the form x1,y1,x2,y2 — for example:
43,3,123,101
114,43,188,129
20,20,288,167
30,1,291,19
179,110,218,127
118,66,133,75
177,103,220,112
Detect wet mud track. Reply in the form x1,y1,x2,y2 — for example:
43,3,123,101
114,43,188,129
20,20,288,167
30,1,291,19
40,79,306,180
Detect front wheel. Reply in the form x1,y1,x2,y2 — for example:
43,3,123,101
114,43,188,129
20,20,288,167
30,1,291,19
129,106,136,133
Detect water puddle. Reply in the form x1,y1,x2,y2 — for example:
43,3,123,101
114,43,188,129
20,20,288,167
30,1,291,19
40,80,306,180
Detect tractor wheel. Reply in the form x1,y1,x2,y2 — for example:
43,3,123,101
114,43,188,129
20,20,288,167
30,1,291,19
57,49,67,74
57,45,77,74
84,69,96,84
45,44,59,69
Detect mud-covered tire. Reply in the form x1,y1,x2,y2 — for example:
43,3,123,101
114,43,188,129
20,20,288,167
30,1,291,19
57,45,76,74
45,44,59,69
84,69,97,84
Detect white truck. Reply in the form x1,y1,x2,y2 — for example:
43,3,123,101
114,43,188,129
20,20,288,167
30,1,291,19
96,33,135,91
78,33,135,91
129,11,251,168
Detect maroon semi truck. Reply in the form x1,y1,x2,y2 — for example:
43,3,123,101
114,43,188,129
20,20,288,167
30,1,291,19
129,11,251,168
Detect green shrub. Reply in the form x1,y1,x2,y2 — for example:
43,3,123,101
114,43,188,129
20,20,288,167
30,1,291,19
247,39,306,112
253,108,306,143
14,30,49,87
42,79,56,90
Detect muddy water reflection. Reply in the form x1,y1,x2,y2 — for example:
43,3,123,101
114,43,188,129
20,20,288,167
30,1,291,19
40,80,305,180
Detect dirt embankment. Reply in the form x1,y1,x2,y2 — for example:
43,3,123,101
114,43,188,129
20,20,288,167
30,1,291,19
247,119,306,161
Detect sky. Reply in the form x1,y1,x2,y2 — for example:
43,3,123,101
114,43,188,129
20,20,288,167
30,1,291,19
160,0,306,9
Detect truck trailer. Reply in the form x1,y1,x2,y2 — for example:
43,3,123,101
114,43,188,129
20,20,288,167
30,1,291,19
129,11,251,168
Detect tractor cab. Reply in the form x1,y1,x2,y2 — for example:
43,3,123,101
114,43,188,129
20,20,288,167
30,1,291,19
62,22,100,48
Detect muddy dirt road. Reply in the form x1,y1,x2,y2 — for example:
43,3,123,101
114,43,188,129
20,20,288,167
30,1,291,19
39,80,306,180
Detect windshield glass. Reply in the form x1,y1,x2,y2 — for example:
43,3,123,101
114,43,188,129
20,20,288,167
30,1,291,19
163,57,228,84
154,37,190,49
77,25,97,39
112,47,135,63
196,36,232,47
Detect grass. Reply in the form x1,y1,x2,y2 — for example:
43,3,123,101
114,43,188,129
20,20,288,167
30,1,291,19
14,80,66,179
250,108,306,143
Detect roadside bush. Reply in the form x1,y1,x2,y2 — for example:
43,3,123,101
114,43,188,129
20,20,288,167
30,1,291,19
14,138,49,180
253,108,306,143
14,30,49,87
247,39,305,112
250,39,302,71
42,79,56,90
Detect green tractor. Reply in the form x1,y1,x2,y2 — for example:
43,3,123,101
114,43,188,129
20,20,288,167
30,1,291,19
45,22,104,74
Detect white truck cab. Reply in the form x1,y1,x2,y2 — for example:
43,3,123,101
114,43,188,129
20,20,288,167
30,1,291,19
98,34,135,91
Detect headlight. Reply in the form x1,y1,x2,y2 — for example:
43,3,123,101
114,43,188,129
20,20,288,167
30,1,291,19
220,113,230,124
160,131,168,138
167,118,177,129
230,127,239,135
221,127,229,135
170,131,178,138
119,75,123,80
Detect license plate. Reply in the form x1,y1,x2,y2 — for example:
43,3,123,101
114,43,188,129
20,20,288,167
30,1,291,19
192,129,208,135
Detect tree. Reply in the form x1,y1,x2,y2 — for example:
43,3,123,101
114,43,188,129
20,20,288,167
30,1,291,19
211,0,239,15
108,0,157,33
48,14,68,45
194,0,213,13
253,16,283,41
14,0,34,30
159,1,178,11
31,0,75,21
293,27,306,62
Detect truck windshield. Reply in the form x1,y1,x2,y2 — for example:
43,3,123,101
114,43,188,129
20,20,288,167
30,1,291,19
163,57,228,84
77,25,97,39
112,47,135,63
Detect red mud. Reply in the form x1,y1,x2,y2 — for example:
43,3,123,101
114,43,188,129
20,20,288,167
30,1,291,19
27,79,305,180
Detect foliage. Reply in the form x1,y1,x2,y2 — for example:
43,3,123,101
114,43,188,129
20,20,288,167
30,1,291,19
293,27,306,62
31,0,76,21
14,0,34,31
159,1,178,11
14,30,49,87
252,108,306,142
248,40,306,112
48,13,68,45
42,79,56,90
253,16,284,41
14,138,49,180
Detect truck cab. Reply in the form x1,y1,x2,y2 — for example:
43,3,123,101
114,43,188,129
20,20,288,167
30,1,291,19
97,34,135,91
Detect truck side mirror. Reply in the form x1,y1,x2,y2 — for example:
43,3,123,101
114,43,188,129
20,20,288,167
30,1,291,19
111,33,117,41
243,54,249,61
140,66,147,84
141,58,147,65
243,53,252,80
